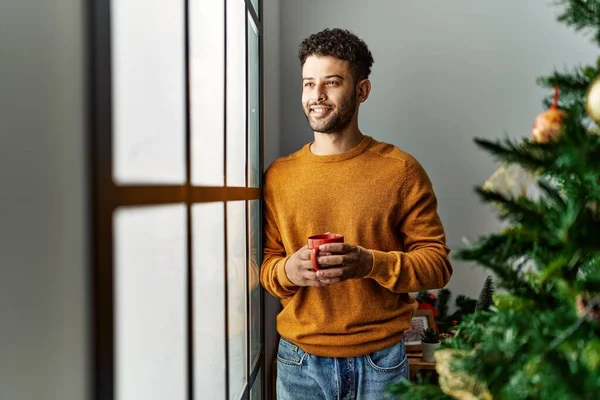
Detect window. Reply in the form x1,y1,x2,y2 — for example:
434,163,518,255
90,1,264,399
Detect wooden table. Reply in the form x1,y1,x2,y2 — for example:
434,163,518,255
407,352,437,381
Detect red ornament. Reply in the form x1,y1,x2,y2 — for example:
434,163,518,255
429,294,436,301
532,87,566,143
418,302,438,317
451,320,458,326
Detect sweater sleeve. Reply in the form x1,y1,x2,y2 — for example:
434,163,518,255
365,158,452,293
259,168,298,298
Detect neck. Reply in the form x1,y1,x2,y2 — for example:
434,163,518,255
310,124,364,156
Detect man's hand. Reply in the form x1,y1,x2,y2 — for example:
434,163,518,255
284,245,331,287
313,243,374,284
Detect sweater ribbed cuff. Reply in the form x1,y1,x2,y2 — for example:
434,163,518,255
277,256,297,292
366,250,398,281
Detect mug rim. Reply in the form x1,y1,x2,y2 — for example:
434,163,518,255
308,233,343,240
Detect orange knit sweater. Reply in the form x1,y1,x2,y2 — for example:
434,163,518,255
260,136,452,357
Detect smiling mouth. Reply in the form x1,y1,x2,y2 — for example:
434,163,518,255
310,106,333,116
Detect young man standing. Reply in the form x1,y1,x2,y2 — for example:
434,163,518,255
260,28,452,399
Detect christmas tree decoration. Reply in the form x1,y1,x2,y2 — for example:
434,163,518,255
482,162,537,201
475,276,494,312
532,87,566,143
586,75,600,124
576,294,600,322
418,301,438,317
414,289,477,333
416,291,437,306
435,349,492,400
390,1,600,398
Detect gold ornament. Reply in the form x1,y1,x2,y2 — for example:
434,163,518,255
532,87,566,143
482,163,538,199
435,349,493,400
532,109,566,143
586,76,600,124
588,127,600,136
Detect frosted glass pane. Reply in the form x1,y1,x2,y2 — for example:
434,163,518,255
190,2,225,186
247,18,260,188
226,0,247,187
248,200,261,369
250,369,262,400
227,201,247,399
114,205,187,400
111,0,186,184
193,203,226,399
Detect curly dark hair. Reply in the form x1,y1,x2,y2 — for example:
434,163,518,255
298,28,374,83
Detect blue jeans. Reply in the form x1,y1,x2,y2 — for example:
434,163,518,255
276,338,409,399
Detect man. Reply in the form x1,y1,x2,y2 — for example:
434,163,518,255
260,28,452,399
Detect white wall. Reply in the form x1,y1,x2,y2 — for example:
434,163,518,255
276,0,597,300
0,1,90,399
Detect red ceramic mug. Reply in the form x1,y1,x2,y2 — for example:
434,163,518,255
307,233,344,270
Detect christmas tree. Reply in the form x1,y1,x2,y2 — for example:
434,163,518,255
475,276,494,312
390,1,600,399
436,288,451,323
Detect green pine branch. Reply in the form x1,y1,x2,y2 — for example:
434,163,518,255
578,254,600,291
474,137,554,173
474,188,566,243
387,379,451,399
537,179,567,208
537,65,594,92
537,65,593,111
556,0,600,45
443,302,599,398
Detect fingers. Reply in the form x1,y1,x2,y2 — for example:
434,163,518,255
316,267,345,279
317,255,345,266
297,245,311,260
317,252,359,267
300,249,311,261
318,243,355,253
298,268,343,287
301,270,329,287
298,249,332,261
317,277,342,285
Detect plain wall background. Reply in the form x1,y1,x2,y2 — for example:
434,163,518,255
0,0,90,399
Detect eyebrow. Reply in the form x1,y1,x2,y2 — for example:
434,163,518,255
302,74,345,81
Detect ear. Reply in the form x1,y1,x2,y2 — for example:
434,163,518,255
356,79,371,103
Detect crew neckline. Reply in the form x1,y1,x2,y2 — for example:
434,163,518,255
303,135,373,163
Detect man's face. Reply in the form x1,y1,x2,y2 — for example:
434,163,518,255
302,55,358,134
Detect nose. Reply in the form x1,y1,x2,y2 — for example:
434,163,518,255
312,85,326,102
